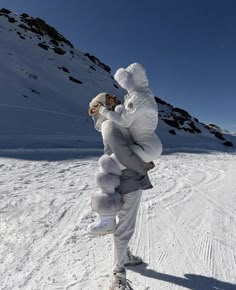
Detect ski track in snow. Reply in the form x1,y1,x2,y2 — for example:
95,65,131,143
0,152,236,290
0,103,81,119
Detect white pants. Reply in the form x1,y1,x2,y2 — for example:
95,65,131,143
113,189,142,272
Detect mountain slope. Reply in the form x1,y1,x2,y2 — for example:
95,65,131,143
0,8,235,150
0,8,122,148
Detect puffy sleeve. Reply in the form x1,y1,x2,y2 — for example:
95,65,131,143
101,120,147,175
99,96,146,128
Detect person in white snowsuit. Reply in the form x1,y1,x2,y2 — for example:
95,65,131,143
88,63,162,237
99,62,162,163
88,92,153,234
88,94,154,289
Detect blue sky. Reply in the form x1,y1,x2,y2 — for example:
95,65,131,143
1,0,236,132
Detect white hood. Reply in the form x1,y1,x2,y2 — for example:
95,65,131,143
114,63,149,93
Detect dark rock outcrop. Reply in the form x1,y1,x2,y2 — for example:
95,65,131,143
85,53,111,73
169,129,176,135
223,141,233,147
38,43,49,50
69,76,83,84
58,67,70,73
214,132,225,141
163,119,180,129
0,8,11,14
0,8,17,23
19,14,74,48
53,47,66,55
173,107,191,119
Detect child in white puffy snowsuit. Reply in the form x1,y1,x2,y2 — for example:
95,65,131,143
99,62,162,163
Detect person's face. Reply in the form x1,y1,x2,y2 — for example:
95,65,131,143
105,94,121,110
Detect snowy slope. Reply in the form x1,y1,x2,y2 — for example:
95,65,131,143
0,150,236,289
0,9,124,148
0,8,235,151
156,97,235,151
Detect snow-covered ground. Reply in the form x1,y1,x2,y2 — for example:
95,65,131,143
1,150,236,290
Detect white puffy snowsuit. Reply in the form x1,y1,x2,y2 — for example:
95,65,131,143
100,62,162,163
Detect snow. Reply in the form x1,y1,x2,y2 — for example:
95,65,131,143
0,150,236,289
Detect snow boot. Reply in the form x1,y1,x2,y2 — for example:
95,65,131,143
124,248,143,266
87,217,116,235
109,270,133,290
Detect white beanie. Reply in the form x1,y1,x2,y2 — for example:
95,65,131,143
89,92,107,108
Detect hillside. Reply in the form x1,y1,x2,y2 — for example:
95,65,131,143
0,8,235,150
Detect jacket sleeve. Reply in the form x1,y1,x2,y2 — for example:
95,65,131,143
101,120,147,176
99,97,145,128
103,139,113,155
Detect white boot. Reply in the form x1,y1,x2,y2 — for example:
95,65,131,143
87,216,116,235
109,270,132,290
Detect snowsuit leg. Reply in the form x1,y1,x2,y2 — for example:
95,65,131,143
91,154,123,216
113,189,142,272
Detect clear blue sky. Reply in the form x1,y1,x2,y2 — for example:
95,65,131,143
2,0,236,132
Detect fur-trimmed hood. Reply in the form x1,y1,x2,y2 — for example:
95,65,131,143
114,63,149,93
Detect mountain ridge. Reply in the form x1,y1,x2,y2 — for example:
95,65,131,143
0,8,235,150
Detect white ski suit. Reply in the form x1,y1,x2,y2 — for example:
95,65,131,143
99,62,162,163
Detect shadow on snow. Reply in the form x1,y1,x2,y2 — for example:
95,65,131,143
129,262,236,290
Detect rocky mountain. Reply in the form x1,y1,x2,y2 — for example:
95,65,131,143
0,8,235,150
